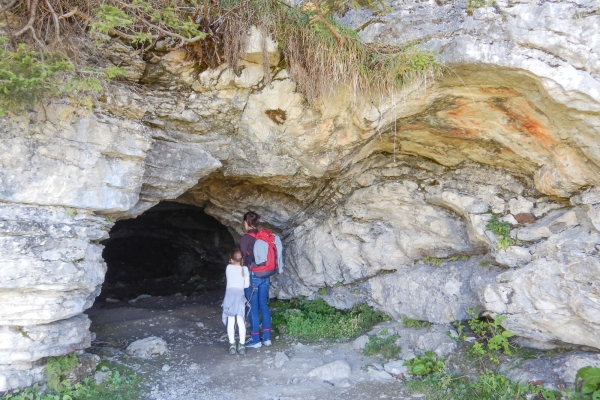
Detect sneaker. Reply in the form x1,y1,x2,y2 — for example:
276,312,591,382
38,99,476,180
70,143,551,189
237,343,246,355
228,344,236,355
245,339,262,348
262,339,272,347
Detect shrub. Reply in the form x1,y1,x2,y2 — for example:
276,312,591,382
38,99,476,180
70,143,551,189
3,0,441,112
272,298,386,339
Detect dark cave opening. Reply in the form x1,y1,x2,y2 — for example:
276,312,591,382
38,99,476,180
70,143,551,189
99,201,236,301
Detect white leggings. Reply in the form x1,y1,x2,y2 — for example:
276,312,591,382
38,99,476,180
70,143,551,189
227,315,246,344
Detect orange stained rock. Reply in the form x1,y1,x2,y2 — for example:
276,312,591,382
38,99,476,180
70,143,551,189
492,97,557,149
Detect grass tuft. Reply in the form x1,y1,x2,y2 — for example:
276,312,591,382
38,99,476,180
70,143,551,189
1,0,441,114
271,297,386,339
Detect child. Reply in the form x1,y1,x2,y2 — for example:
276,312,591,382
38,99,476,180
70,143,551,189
221,249,250,355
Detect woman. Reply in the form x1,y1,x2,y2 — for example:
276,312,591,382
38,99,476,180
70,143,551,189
239,211,272,348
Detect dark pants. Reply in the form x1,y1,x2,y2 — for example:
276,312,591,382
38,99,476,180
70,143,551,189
245,276,271,342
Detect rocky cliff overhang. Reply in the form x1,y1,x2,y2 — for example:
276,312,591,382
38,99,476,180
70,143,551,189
1,0,600,391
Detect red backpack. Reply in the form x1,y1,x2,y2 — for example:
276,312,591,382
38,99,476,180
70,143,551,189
246,229,278,278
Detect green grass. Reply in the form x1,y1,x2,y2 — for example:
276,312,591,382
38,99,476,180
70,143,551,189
363,335,401,359
3,0,441,114
405,371,560,400
423,256,443,266
401,314,431,329
1,362,141,400
271,297,386,340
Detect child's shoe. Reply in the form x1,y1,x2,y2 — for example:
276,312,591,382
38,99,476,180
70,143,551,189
245,339,262,348
228,343,236,355
237,343,246,355
262,339,272,347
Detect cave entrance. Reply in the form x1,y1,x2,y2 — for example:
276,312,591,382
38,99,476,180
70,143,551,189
99,201,235,301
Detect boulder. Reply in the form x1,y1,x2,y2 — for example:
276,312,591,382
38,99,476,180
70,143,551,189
307,360,351,381
353,335,369,351
126,337,168,358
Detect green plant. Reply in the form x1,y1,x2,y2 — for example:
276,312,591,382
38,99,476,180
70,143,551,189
65,209,77,217
102,66,128,80
471,370,532,399
1,363,141,400
363,335,401,359
0,38,102,116
479,260,491,267
486,214,520,250
404,351,446,375
461,255,470,261
423,256,443,266
4,0,441,112
318,287,327,295
462,309,515,363
575,366,600,399
332,282,342,288
401,314,431,329
405,370,559,400
466,0,494,15
45,354,79,392
272,298,386,339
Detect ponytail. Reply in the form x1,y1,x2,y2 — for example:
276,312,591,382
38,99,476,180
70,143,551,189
230,250,244,277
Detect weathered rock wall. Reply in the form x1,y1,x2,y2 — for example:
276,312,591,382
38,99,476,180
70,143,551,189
1,0,600,391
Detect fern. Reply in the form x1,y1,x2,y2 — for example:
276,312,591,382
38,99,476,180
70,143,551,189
45,354,78,392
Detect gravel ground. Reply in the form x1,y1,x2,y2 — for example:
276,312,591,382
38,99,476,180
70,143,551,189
86,290,417,400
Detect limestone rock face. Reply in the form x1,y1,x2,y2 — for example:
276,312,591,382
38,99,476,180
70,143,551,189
0,315,92,365
0,204,110,325
480,224,600,349
0,109,152,212
2,0,600,390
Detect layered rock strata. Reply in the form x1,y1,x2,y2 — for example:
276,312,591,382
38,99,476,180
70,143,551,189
1,0,600,391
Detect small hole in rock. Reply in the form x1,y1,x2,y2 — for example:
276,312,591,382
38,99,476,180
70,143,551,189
265,109,287,124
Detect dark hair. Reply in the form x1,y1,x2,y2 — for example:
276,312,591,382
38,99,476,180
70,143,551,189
243,211,260,229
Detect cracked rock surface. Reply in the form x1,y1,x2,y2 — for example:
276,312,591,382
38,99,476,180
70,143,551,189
1,0,600,391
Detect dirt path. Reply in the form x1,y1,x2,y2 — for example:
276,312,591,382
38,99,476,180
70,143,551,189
86,290,413,400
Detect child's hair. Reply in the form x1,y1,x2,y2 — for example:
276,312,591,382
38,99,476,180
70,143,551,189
230,249,244,277
243,211,260,228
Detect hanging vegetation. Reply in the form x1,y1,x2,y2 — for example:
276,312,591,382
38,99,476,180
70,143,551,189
0,0,441,113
